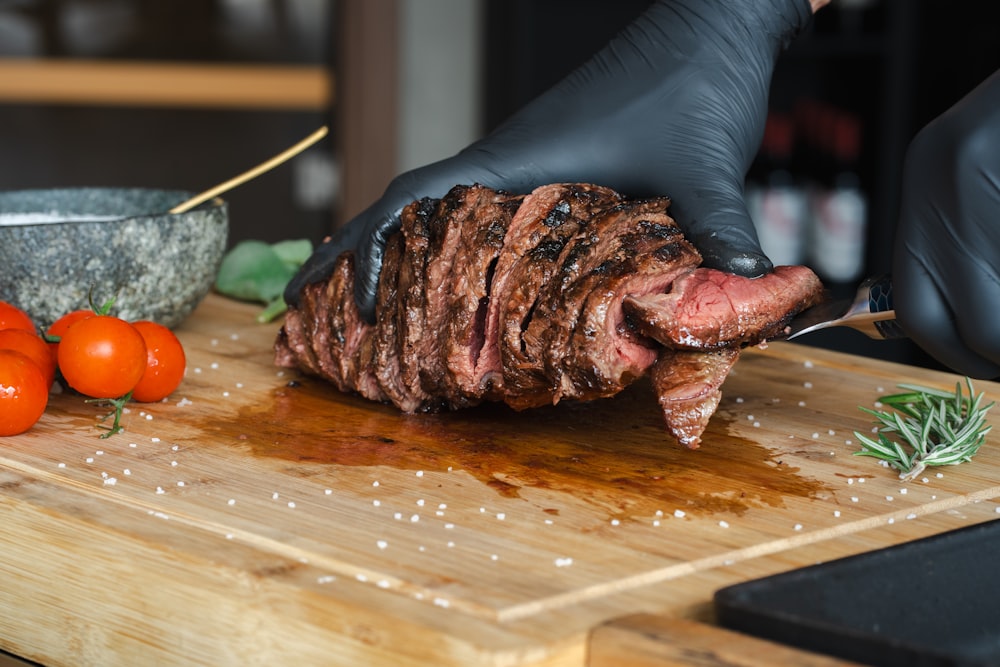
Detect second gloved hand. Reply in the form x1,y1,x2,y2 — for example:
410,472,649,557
286,0,814,321
893,69,1000,379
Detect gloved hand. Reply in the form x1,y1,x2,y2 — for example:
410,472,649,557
893,69,1000,379
286,0,814,321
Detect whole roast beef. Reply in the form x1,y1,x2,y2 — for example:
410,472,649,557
275,183,824,448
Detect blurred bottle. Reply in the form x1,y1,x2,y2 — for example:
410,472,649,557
808,111,867,283
746,113,808,267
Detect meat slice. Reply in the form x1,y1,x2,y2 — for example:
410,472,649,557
538,199,701,406
649,348,740,449
275,253,376,397
623,266,825,350
486,183,623,402
437,188,523,406
395,196,442,408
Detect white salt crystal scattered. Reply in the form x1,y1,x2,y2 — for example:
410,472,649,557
194,368,202,374
798,401,806,407
803,382,813,389
177,398,193,407
858,477,866,483
317,575,335,584
438,503,447,509
372,480,379,487
652,520,660,527
287,502,296,509
794,524,803,531
907,513,917,520
416,470,424,477
433,598,450,608
886,496,894,502
479,507,486,513
156,486,165,494
887,518,895,524
804,360,814,368
356,574,368,582
655,510,664,517
416,499,425,506
272,492,280,500
753,422,760,428
900,488,908,495
827,429,835,435
554,557,573,567
811,433,819,439
851,497,859,503
845,439,853,445
377,580,390,588
719,520,729,528
123,469,131,476
325,489,332,495
96,450,104,456
747,415,755,421
372,500,381,507
226,534,234,540
673,509,686,518
222,392,230,398
444,523,454,530
177,481,185,487
227,499,236,506
496,513,506,520
145,414,153,420
86,457,94,463
610,519,620,526
922,478,930,484
376,540,388,550
446,541,455,548
152,511,169,520
936,472,944,478
152,437,160,443
103,477,117,486
490,554,499,561
995,507,1000,514
735,397,744,403
435,511,445,517
210,362,219,370
236,383,244,389
170,460,178,467
410,514,420,523
833,510,841,517
393,512,402,520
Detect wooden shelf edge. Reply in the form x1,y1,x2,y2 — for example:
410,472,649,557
0,58,333,111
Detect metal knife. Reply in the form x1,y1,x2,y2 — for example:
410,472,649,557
777,274,903,341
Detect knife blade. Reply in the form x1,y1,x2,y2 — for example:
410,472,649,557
775,274,903,341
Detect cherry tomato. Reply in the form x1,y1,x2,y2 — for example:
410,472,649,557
0,301,35,333
57,315,147,399
45,309,94,366
0,349,48,436
0,329,55,388
130,321,186,402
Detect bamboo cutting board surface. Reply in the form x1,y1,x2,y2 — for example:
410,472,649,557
2,293,1000,666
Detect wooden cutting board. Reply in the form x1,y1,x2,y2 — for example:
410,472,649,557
2,293,999,666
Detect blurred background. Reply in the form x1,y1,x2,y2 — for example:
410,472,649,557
0,0,998,369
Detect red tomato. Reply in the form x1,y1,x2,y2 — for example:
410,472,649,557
0,329,55,388
130,321,186,402
57,315,147,399
0,301,35,333
0,350,48,436
45,309,94,365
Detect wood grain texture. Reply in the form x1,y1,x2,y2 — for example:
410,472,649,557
1,293,998,666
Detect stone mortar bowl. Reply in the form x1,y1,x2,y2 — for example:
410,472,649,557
0,188,228,330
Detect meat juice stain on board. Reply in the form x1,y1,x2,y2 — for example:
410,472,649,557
210,375,829,519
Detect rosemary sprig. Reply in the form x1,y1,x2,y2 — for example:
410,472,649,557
853,378,995,481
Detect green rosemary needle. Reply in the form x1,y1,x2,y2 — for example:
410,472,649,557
853,378,995,481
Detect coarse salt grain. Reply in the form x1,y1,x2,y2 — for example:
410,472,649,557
393,512,403,520
156,486,165,494
410,514,420,523
798,401,806,407
907,513,917,520
610,519,620,526
272,492,280,500
719,520,729,528
416,470,424,477
103,477,117,486
794,524,803,531
376,540,388,550
325,489,332,495
287,502,296,509
377,580,390,589
673,509,686,518
496,513,506,520
555,557,573,567
227,499,236,506
123,469,131,476
177,481,185,487
490,554,499,561
433,598,450,608
373,500,381,507
833,510,841,517
804,360,814,368
851,497,859,502
317,575,335,584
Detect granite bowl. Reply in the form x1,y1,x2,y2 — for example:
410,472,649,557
0,188,228,330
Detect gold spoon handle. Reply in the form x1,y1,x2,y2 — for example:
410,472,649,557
169,125,329,214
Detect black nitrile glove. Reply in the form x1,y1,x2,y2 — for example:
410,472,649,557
285,0,814,321
893,69,1000,379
